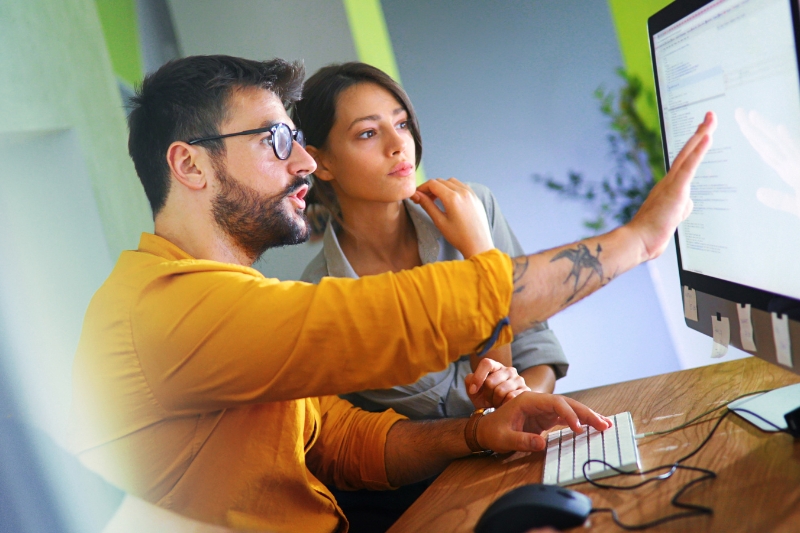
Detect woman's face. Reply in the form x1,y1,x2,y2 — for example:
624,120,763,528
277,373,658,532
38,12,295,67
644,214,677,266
311,82,417,205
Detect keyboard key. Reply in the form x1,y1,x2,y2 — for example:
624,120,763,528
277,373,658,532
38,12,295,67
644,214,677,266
586,426,605,476
603,416,621,469
558,430,575,484
573,426,589,480
616,412,640,473
543,431,561,485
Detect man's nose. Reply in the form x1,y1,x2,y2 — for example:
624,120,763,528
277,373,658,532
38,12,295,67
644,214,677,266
287,142,317,176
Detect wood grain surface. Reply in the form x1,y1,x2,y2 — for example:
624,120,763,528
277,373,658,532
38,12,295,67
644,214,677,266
387,357,800,533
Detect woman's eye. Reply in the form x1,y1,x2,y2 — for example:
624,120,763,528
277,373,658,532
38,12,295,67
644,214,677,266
397,120,409,130
357,129,376,139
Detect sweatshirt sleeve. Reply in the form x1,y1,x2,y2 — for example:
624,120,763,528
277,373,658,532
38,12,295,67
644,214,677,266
470,182,569,377
305,395,405,491
131,249,514,414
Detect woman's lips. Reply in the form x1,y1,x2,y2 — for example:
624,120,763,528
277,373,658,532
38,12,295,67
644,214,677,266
389,162,414,177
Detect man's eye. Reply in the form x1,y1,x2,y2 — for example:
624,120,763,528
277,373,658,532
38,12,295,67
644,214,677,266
358,130,376,139
260,135,274,146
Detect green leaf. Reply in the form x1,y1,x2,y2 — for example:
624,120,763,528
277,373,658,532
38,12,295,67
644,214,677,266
533,68,664,229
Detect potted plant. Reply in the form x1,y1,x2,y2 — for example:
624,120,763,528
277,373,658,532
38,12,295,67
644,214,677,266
533,68,664,233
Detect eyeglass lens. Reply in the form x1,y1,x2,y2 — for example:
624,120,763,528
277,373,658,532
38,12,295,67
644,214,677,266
274,124,292,160
273,124,305,160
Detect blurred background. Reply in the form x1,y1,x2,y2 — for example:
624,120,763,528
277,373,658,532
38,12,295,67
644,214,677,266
0,1,750,530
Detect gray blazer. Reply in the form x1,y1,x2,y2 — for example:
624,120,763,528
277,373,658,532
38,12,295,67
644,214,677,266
300,183,569,419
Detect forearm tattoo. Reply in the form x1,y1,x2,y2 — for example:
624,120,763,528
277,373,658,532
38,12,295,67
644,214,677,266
550,243,609,303
512,256,529,294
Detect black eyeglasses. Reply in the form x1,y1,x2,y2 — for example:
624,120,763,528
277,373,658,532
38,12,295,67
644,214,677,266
187,122,305,160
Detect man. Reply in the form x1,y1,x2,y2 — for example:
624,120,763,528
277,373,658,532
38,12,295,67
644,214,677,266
69,56,715,532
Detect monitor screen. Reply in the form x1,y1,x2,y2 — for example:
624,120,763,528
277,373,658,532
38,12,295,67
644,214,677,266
651,0,800,306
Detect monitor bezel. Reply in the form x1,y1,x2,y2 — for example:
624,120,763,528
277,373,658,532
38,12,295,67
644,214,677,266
649,0,800,321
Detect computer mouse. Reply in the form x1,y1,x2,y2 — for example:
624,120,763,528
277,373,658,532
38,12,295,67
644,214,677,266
474,483,592,533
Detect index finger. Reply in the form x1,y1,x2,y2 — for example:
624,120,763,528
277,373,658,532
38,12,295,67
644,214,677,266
415,178,458,198
560,397,611,433
671,111,717,171
468,357,503,395
414,181,439,200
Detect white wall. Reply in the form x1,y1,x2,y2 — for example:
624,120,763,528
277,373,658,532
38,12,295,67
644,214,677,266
0,0,152,439
0,4,154,529
0,129,113,439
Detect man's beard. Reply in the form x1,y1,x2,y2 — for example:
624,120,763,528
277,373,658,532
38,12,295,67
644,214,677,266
211,159,310,262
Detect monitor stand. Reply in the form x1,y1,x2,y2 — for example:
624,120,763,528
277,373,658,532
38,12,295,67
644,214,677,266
728,383,800,432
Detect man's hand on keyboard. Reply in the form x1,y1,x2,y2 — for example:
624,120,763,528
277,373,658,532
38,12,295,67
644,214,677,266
466,357,531,409
476,393,612,455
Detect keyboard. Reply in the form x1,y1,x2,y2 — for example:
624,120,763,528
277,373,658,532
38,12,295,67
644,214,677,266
542,411,642,487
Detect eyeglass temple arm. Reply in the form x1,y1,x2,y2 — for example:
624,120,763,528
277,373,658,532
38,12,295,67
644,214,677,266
187,126,275,145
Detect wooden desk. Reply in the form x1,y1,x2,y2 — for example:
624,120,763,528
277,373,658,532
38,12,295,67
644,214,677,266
388,357,800,532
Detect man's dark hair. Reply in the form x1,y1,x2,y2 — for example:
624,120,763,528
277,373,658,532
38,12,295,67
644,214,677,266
127,55,304,216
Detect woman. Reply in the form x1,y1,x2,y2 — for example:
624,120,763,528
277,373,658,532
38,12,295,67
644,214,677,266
294,62,569,419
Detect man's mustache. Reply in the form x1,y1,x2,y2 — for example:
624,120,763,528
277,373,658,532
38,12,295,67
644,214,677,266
284,175,310,197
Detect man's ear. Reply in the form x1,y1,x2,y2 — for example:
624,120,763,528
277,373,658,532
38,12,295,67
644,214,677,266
305,145,334,182
166,141,209,191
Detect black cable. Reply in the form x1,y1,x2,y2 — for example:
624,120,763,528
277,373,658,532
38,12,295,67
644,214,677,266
563,388,790,530
580,410,734,530
636,388,773,437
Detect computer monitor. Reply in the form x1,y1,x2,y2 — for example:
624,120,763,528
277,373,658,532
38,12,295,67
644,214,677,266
649,0,800,426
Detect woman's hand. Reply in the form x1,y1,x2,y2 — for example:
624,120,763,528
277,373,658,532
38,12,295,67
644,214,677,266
410,178,494,258
466,357,531,409
476,392,613,454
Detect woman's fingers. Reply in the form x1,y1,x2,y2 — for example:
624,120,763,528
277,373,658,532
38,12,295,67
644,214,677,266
501,387,529,406
492,378,530,406
411,187,447,226
473,362,531,407
415,177,459,199
414,177,494,258
468,357,504,395
470,361,530,408
415,177,475,202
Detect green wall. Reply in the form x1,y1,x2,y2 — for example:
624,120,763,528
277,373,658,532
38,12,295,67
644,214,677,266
608,0,674,130
94,0,144,87
343,0,401,83
342,0,426,183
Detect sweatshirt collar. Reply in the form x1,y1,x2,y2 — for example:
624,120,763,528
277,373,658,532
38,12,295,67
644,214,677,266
137,232,195,261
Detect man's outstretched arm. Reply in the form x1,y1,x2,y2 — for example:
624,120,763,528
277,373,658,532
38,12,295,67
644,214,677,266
507,109,712,331
413,112,716,336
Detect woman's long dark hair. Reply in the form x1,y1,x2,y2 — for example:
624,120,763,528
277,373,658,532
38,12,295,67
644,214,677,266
292,62,423,235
